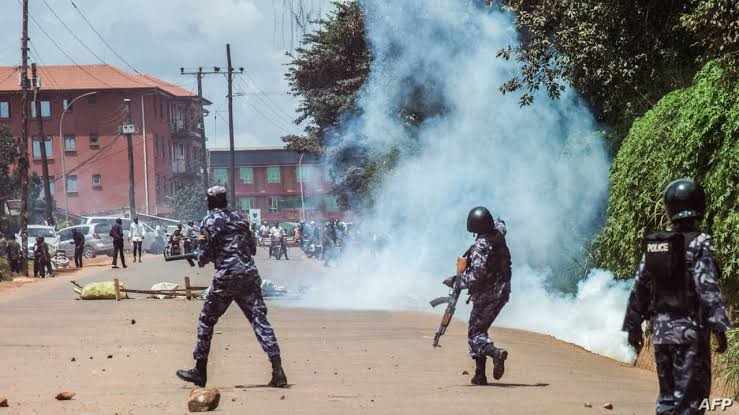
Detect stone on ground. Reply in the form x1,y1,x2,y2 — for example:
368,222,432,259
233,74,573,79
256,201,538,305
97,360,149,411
188,388,220,412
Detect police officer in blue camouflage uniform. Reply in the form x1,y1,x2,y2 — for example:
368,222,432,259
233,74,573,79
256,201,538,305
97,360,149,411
622,178,731,415
176,186,288,388
445,206,512,385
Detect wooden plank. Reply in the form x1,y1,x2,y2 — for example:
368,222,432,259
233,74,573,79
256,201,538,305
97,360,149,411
113,278,120,302
185,277,192,300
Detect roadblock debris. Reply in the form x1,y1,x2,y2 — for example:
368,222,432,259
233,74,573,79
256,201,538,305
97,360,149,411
188,388,220,412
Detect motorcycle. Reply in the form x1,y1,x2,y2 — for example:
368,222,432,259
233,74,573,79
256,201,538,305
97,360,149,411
50,250,70,270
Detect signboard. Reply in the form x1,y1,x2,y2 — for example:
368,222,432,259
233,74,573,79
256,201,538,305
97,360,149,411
4,199,21,216
121,124,136,134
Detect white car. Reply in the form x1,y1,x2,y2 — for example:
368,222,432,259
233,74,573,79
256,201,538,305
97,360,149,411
81,216,162,254
16,225,58,258
56,224,112,258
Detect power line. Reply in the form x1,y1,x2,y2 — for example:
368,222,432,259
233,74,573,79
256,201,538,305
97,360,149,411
234,76,295,131
41,0,106,64
70,0,142,75
241,74,295,124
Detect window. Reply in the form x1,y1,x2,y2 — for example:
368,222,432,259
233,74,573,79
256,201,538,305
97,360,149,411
269,197,279,211
277,196,301,210
64,135,76,152
66,175,78,193
239,167,253,184
267,166,281,184
325,195,340,212
0,101,9,118
213,168,228,186
298,165,319,183
92,174,102,189
89,133,99,149
32,137,53,160
239,197,254,211
30,100,51,118
63,98,73,112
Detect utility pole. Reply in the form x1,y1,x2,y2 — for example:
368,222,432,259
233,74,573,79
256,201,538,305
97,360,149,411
31,63,54,227
123,99,136,219
19,0,30,276
181,47,243,208
180,67,220,195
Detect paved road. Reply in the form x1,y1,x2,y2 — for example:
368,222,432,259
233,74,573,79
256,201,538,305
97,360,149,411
0,247,668,414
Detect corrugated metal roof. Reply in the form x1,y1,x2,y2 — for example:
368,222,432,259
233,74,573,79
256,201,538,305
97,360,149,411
209,149,322,167
0,64,202,101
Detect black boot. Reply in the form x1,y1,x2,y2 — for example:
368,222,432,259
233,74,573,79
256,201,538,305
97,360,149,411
486,345,508,380
470,357,488,385
268,356,288,388
176,358,207,387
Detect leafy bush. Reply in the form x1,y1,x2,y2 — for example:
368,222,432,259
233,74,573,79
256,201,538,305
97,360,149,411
594,61,739,307
718,328,739,399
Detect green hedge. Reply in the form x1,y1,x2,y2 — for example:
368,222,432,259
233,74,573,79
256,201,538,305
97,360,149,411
594,61,739,306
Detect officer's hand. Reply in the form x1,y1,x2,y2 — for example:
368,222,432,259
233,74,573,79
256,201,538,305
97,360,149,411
443,276,456,288
628,329,643,353
714,330,728,354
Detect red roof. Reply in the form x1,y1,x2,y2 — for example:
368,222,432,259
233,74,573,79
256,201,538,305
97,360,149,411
0,64,198,99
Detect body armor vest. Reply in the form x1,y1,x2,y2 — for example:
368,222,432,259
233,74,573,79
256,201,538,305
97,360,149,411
645,231,699,315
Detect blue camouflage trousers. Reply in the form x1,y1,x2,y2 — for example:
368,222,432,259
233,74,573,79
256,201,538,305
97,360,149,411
468,290,509,359
654,332,711,415
193,271,281,360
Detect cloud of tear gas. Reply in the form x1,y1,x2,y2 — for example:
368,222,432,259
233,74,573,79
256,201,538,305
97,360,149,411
293,1,635,362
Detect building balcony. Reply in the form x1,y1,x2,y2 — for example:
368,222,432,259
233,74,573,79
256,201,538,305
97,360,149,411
171,158,202,178
170,119,200,141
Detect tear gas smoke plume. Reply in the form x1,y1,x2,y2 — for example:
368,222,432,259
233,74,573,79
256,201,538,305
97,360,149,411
294,0,635,362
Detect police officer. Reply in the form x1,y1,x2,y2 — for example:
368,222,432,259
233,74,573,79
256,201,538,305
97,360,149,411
622,178,731,415
445,206,511,385
176,186,288,388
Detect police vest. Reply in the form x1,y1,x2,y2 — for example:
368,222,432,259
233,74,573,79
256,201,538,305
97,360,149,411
644,231,700,316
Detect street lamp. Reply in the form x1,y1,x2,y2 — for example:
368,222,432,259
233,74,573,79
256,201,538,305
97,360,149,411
59,91,97,223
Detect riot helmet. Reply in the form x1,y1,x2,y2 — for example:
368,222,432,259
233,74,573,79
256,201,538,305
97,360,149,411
207,185,228,210
664,178,705,222
467,206,495,234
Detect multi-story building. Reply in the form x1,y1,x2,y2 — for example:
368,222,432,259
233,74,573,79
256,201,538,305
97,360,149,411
209,147,343,223
0,64,208,217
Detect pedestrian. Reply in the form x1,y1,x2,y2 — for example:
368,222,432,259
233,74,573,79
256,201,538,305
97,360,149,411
6,235,21,274
33,236,50,278
0,234,7,260
176,186,287,388
129,217,145,263
169,224,183,256
443,207,511,385
110,218,127,269
622,178,731,415
72,228,85,268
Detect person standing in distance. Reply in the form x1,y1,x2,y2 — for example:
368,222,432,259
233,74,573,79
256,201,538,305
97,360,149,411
110,218,127,269
176,186,288,388
444,206,511,385
622,178,732,415
72,228,85,268
129,217,145,263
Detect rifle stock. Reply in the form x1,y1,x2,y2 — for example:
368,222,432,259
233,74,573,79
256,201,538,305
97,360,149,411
164,251,198,266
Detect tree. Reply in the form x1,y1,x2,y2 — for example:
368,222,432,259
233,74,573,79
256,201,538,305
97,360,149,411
594,61,739,307
283,0,370,153
498,0,739,140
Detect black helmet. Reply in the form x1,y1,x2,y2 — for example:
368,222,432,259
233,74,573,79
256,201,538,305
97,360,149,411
207,185,228,210
664,178,705,222
467,206,495,234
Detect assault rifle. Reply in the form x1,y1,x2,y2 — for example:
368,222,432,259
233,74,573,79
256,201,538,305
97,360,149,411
430,251,470,348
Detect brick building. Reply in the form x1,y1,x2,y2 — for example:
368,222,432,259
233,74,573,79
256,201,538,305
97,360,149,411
209,147,344,223
0,64,208,217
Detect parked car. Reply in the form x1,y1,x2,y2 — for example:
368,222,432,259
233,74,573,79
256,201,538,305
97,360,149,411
15,225,58,258
56,224,113,258
81,216,161,253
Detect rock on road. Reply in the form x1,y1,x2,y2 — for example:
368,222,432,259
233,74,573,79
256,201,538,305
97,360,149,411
0,248,667,414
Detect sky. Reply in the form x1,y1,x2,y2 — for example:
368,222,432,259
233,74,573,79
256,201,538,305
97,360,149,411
0,0,332,148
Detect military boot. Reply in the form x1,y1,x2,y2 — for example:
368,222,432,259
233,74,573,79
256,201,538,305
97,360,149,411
470,357,488,385
176,358,207,387
268,356,288,388
487,345,508,380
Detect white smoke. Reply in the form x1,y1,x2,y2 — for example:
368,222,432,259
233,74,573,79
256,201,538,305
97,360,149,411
292,1,635,362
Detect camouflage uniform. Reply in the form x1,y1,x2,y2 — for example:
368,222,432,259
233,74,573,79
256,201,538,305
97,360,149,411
192,208,281,361
460,221,512,359
623,233,731,415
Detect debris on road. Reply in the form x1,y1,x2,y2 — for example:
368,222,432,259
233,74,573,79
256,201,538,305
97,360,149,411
55,391,75,401
603,403,613,410
261,279,288,297
107,354,113,359
462,370,469,375
0,397,8,407
584,402,592,408
131,319,136,325
71,280,128,300
70,357,76,362
188,388,220,412
149,282,179,299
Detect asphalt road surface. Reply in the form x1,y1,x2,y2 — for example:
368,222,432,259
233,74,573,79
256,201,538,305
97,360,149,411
0,247,682,414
